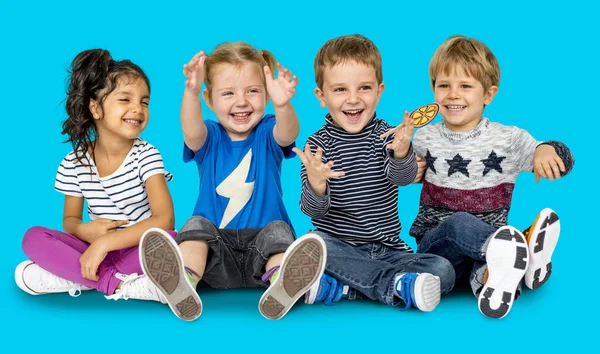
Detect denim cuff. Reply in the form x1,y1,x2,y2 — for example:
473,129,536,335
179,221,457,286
385,274,402,307
470,264,487,298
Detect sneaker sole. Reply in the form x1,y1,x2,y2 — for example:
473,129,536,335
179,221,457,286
139,228,202,321
259,234,326,320
525,209,560,290
478,226,529,319
414,274,441,312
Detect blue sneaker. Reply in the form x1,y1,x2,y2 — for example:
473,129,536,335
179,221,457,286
395,273,440,312
305,274,349,305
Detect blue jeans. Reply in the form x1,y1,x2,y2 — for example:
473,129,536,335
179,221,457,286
312,231,455,306
417,212,503,297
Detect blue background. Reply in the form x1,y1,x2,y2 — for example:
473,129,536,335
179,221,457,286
1,0,595,352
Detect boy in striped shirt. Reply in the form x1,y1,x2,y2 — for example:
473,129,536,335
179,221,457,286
294,34,455,311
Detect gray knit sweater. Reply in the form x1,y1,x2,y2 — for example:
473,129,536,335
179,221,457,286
409,118,575,242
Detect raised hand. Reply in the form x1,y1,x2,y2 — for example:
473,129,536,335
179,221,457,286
293,144,345,196
533,144,566,183
385,111,415,159
183,51,207,95
265,63,299,108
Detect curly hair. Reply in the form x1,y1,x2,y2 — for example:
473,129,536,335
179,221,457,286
62,49,150,164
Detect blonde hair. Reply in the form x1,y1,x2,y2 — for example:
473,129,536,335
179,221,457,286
429,35,500,91
204,42,277,99
314,34,383,89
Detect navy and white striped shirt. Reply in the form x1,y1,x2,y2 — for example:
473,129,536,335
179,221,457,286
300,114,418,250
54,138,172,228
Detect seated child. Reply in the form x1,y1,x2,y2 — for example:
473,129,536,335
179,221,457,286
410,35,574,319
137,42,326,321
295,34,456,312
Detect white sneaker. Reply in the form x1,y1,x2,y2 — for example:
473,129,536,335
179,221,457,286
522,208,560,289
15,260,91,297
105,273,167,303
478,226,529,319
259,233,327,320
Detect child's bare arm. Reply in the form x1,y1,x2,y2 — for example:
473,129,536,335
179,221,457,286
79,174,174,281
97,174,174,252
266,63,300,147
62,196,129,243
181,51,208,154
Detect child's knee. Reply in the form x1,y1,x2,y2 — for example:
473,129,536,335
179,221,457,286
179,216,218,235
262,220,294,242
22,226,49,251
448,212,476,225
444,212,479,234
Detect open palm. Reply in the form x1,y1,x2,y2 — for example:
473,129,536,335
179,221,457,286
265,63,299,108
183,51,206,94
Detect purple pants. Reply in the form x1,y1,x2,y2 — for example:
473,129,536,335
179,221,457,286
22,226,176,295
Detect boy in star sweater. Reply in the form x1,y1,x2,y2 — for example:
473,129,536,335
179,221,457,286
410,35,575,319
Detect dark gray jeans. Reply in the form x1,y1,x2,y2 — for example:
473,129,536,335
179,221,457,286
175,216,295,289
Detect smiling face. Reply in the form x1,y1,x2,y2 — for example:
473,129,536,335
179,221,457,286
203,62,267,141
315,60,384,133
433,64,498,132
90,76,150,141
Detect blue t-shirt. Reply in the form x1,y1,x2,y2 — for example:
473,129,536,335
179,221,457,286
183,114,295,231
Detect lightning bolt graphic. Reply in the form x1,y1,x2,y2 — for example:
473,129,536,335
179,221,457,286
216,149,255,228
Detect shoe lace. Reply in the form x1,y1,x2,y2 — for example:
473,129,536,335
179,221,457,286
396,273,418,311
105,273,165,303
68,284,84,297
314,274,347,305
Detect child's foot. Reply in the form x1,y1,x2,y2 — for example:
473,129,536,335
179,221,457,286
105,273,167,303
478,226,529,319
395,273,441,312
259,233,326,320
305,273,349,305
139,228,202,321
522,208,560,290
15,260,91,296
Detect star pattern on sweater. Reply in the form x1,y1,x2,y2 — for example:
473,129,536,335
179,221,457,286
481,150,506,176
446,154,471,177
425,150,437,174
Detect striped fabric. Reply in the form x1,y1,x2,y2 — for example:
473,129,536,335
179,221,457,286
300,114,418,250
54,138,172,228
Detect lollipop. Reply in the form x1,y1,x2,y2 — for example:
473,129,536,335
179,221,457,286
380,103,439,139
